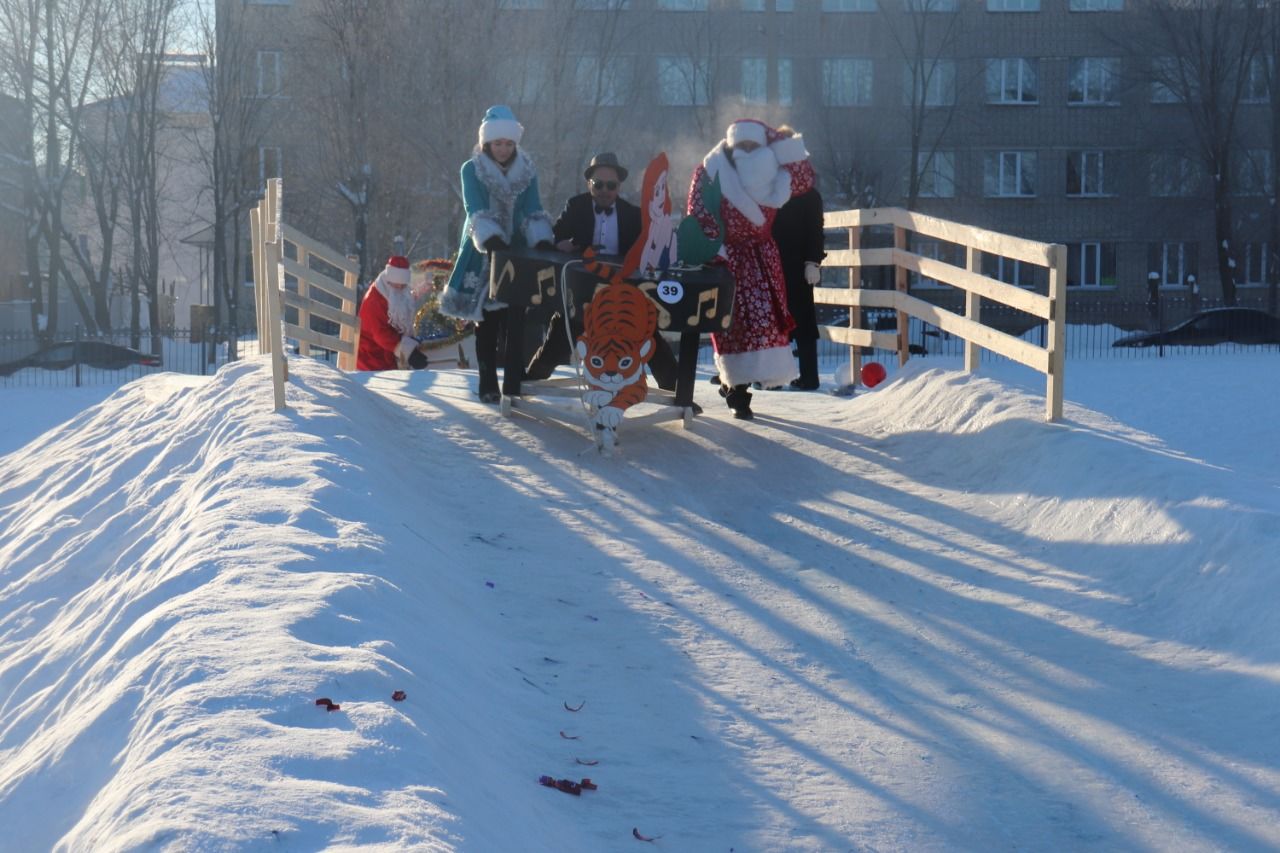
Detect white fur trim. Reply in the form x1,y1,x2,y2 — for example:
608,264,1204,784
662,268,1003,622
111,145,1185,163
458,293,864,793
715,345,798,389
734,146,791,209
384,265,410,286
470,212,505,252
703,144,765,227
771,134,809,165
523,211,554,246
480,118,523,144
727,120,767,148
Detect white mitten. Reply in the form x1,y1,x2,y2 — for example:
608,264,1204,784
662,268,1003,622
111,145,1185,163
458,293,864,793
804,261,821,286
396,336,418,364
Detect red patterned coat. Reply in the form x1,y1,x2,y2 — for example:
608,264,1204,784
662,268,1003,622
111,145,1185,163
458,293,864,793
687,134,815,388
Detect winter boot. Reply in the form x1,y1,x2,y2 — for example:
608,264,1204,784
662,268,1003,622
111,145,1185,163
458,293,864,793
790,338,820,390
721,383,754,420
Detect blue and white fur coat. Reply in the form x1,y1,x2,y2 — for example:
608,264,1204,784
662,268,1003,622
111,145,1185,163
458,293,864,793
441,149,554,321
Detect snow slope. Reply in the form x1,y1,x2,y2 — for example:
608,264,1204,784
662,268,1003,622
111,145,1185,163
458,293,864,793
1,354,1278,852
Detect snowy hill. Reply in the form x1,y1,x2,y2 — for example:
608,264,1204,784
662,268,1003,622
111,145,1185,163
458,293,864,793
1,355,1278,852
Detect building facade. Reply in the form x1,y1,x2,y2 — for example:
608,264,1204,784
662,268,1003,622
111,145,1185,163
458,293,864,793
224,0,1276,306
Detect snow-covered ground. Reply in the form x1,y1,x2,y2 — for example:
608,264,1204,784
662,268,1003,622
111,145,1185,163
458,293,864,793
1,352,1277,852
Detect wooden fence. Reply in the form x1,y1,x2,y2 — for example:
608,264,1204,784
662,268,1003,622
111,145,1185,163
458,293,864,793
820,207,1067,422
251,178,361,411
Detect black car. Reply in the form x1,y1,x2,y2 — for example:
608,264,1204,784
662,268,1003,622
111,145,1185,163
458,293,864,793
0,341,163,376
1112,307,1280,348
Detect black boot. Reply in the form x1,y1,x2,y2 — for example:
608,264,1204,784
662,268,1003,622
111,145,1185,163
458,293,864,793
720,383,754,420
790,338,819,390
475,314,501,403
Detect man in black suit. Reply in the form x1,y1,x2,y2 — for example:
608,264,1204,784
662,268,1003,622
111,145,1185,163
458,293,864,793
526,152,678,390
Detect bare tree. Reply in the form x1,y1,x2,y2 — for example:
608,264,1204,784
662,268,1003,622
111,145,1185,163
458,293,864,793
1131,0,1265,306
882,0,966,211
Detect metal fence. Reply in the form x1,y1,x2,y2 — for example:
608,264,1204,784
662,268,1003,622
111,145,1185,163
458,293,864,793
0,328,254,389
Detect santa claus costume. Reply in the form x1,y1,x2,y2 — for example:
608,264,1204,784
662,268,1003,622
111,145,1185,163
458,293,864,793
356,255,425,371
687,119,815,418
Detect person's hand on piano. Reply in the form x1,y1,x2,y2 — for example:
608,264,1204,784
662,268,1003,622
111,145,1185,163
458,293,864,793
483,236,508,252
556,239,576,253
534,240,555,251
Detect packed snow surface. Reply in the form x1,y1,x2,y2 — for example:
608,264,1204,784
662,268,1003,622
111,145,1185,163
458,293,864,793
1,353,1277,852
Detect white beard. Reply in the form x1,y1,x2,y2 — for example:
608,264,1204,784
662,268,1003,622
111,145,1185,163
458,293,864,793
377,273,418,334
732,146,791,209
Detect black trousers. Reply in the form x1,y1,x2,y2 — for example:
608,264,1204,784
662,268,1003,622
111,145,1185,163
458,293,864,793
474,306,527,397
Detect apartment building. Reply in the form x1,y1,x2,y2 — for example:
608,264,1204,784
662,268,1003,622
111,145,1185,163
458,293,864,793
225,0,1274,303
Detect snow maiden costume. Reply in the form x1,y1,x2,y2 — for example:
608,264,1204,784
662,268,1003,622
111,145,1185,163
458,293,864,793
441,105,554,400
687,119,815,418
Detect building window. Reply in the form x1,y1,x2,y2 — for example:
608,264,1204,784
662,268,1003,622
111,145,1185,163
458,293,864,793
984,151,1036,197
1069,0,1121,9
916,150,955,197
574,55,631,106
259,146,282,188
982,254,1045,289
904,60,955,106
740,57,791,105
1244,55,1270,103
823,58,873,106
657,56,710,105
904,0,957,9
1242,243,1268,285
742,58,767,103
986,58,1038,104
1233,149,1272,196
255,50,282,98
1068,58,1119,105
1149,151,1201,197
777,0,795,8
575,0,631,7
822,0,877,10
658,0,707,8
1149,241,1198,287
1067,150,1108,196
1066,242,1117,287
987,0,1038,9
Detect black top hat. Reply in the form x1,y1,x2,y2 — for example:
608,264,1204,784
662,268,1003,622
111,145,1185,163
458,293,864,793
584,152,628,183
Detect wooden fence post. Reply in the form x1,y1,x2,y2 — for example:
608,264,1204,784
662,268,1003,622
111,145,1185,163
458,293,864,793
847,224,862,385
893,223,910,367
338,254,360,371
265,179,287,411
1046,243,1067,422
964,245,982,373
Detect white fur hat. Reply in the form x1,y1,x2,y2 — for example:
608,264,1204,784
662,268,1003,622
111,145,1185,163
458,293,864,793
727,119,768,148
479,104,524,145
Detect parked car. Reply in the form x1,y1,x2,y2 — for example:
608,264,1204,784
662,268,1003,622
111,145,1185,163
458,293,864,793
0,341,162,376
1112,307,1280,348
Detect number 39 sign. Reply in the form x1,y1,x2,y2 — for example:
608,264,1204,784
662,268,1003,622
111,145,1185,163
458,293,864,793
656,280,683,304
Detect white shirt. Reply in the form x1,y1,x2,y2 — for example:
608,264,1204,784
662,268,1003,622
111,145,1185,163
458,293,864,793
593,206,620,255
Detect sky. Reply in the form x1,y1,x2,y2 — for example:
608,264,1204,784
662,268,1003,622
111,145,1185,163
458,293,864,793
0,349,1277,852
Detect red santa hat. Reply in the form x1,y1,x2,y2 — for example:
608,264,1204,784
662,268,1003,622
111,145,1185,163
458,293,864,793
383,255,411,286
726,119,768,148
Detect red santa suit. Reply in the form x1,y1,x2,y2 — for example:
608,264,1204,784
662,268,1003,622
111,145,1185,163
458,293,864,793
356,256,421,371
687,120,815,389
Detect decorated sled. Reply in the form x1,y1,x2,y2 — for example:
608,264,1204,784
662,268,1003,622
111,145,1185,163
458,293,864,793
489,245,733,448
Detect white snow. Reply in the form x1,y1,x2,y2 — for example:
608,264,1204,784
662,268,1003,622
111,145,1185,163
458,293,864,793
1,351,1278,852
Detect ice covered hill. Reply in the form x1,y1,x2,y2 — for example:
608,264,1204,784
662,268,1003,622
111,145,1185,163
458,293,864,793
0,354,1277,852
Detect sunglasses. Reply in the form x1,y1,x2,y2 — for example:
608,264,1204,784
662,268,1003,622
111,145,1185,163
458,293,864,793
590,179,619,191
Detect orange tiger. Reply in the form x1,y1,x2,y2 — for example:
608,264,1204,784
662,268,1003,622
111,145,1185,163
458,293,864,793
576,281,658,429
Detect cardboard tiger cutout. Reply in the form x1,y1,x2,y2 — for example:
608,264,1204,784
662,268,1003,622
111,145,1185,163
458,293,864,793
576,281,658,429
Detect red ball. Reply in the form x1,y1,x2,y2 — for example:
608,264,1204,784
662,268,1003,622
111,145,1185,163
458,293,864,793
860,362,887,388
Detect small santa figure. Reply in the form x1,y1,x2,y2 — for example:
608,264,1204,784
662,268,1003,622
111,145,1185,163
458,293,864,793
356,255,429,371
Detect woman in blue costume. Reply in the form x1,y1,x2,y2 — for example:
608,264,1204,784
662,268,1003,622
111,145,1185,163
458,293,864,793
441,105,554,402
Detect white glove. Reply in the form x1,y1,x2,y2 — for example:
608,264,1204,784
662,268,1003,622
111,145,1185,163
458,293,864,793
396,336,418,363
804,261,821,286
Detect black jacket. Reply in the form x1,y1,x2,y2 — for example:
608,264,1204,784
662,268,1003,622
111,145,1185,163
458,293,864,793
552,193,642,256
771,187,826,340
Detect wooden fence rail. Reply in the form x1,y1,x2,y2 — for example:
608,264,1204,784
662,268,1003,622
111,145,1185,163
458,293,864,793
251,178,361,411
820,207,1067,422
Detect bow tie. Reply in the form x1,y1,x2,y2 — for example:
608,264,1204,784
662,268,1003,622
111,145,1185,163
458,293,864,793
594,204,613,216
